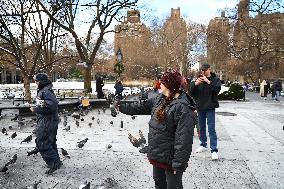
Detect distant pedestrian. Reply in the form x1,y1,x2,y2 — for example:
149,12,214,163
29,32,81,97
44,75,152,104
30,73,62,174
260,80,267,99
96,75,104,99
190,63,221,160
114,80,124,99
274,79,282,101
270,81,276,99
118,70,197,189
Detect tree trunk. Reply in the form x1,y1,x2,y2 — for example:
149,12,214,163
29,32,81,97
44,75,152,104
23,76,31,101
84,64,92,93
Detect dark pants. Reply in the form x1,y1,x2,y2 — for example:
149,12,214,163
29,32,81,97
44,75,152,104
35,117,60,168
97,89,104,99
153,166,183,189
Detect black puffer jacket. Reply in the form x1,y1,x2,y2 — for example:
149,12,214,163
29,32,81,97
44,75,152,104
34,81,59,127
190,73,221,111
119,92,197,171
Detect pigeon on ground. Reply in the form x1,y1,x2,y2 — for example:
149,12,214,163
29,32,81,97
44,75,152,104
8,126,13,130
26,180,41,189
72,113,80,119
77,138,88,148
131,115,136,120
98,110,101,115
110,107,117,117
2,127,7,135
91,116,95,121
97,118,100,124
21,134,33,144
79,181,90,189
88,123,92,128
110,121,113,125
81,118,84,121
11,114,18,121
61,148,70,159
63,121,67,127
11,132,17,139
63,125,70,131
5,154,17,167
76,120,80,127
27,147,39,156
102,107,106,113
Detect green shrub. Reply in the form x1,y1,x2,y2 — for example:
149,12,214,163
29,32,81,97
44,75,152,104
218,82,244,100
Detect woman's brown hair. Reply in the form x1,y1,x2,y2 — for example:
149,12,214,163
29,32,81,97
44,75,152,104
155,90,178,122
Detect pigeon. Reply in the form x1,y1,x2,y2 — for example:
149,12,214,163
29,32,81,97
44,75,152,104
106,144,112,149
91,116,95,121
77,138,88,148
63,125,70,131
21,134,33,144
8,126,13,130
79,181,90,189
128,133,140,148
11,132,17,139
75,120,80,127
26,180,41,189
102,107,106,113
2,127,7,134
5,154,17,167
110,108,117,117
131,115,136,120
97,118,100,124
61,148,70,159
11,114,18,121
27,147,39,156
63,121,67,127
81,118,84,121
0,166,8,173
72,113,80,119
98,110,101,115
138,130,146,144
88,123,92,128
110,121,113,125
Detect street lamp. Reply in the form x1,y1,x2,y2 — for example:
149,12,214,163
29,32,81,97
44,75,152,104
114,48,124,78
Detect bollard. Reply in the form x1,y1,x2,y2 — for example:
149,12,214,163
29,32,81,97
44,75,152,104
243,90,245,101
121,121,123,128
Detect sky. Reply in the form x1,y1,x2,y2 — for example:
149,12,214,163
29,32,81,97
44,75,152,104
141,0,239,24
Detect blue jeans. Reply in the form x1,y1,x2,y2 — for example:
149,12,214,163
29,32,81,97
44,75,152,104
198,109,218,153
275,91,281,101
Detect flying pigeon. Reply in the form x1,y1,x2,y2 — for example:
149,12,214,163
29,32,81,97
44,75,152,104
77,138,88,148
0,166,8,173
61,148,70,159
5,154,17,167
128,133,140,148
138,130,146,145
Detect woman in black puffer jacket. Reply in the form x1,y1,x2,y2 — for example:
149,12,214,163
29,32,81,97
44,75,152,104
119,71,197,189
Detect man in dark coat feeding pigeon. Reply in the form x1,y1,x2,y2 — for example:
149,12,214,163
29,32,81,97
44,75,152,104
30,73,62,174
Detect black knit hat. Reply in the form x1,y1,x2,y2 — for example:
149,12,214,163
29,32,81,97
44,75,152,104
160,71,182,93
34,73,48,81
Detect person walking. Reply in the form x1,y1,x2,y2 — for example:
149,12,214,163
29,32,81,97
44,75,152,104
114,79,124,100
190,63,221,160
275,79,282,101
260,80,267,100
118,70,197,189
96,75,105,99
30,73,62,174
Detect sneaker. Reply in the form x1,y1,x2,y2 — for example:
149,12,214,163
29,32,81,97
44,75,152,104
211,152,219,160
195,146,206,153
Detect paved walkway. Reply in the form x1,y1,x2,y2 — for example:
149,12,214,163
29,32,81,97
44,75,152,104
0,92,283,188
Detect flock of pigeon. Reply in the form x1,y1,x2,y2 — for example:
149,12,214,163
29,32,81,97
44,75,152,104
0,103,148,188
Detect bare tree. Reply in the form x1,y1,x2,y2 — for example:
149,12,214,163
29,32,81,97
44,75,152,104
0,0,68,100
36,0,139,93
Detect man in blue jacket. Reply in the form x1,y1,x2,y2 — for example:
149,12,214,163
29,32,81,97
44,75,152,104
190,63,221,160
30,73,62,174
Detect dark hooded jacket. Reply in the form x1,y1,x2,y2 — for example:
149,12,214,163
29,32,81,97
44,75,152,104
34,80,59,127
119,91,197,171
190,72,221,111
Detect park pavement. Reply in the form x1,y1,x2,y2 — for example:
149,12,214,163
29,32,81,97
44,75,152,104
0,91,283,189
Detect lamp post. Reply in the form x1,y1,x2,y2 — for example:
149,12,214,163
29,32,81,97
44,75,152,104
114,48,124,78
